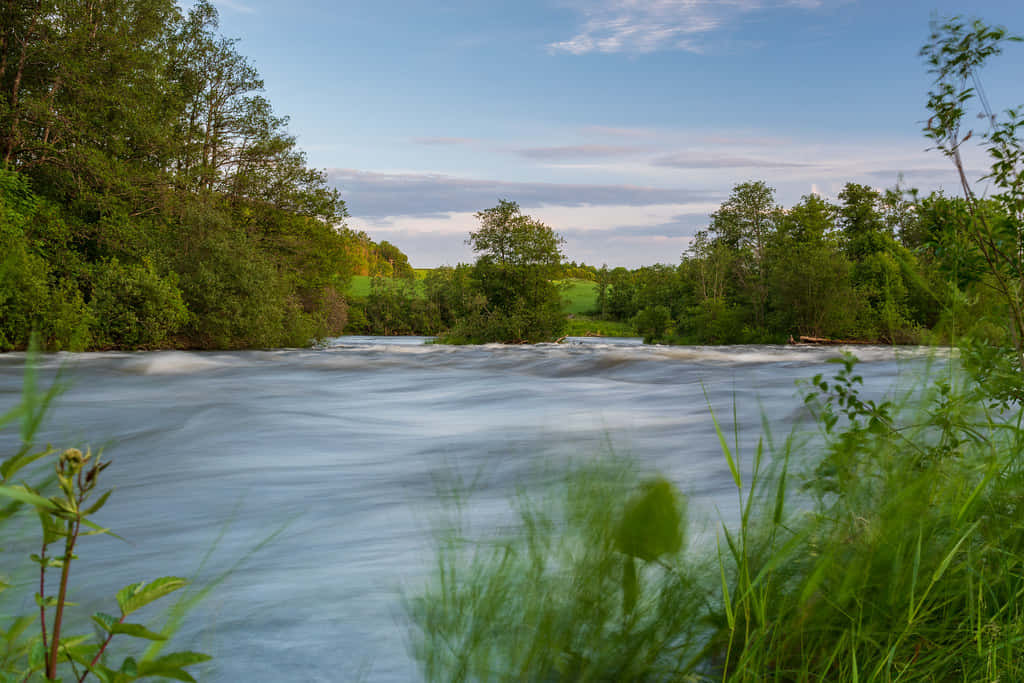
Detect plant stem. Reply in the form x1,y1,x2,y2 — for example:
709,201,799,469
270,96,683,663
46,517,79,680
82,613,127,682
39,542,48,657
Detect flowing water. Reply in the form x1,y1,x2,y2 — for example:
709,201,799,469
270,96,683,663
0,337,944,681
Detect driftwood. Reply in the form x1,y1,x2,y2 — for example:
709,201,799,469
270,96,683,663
789,335,879,346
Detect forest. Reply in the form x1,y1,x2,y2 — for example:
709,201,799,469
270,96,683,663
0,0,402,351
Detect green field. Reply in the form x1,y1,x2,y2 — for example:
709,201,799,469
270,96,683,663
558,279,599,315
346,275,425,298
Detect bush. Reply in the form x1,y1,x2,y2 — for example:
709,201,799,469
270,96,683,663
89,258,189,349
632,305,671,343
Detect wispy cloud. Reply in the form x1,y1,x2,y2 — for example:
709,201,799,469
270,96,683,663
518,144,648,160
411,137,479,146
653,153,814,168
549,0,824,55
327,168,719,219
580,125,661,139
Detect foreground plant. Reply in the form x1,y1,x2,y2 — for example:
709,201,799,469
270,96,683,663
0,359,210,682
922,16,1024,371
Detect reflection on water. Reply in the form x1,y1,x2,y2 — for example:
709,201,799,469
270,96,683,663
0,337,939,681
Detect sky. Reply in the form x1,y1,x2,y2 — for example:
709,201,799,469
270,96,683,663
193,0,1024,267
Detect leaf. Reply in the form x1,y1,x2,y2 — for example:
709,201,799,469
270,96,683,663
0,484,58,511
35,593,59,608
120,656,138,676
614,478,685,562
703,385,741,490
82,517,129,542
138,651,212,681
92,612,119,632
28,638,45,670
109,623,168,641
0,447,52,482
117,577,187,617
4,615,34,644
84,489,114,516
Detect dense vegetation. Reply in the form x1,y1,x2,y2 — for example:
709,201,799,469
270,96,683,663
0,0,413,351
346,201,574,342
347,183,1015,346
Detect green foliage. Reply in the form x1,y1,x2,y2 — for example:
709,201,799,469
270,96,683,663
90,259,188,349
408,462,703,681
632,306,672,343
559,279,600,316
0,2,356,351
563,315,636,338
922,15,1024,367
441,200,568,343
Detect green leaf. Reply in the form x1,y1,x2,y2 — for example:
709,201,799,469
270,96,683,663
4,615,34,644
0,484,58,510
92,612,119,632
35,593,59,608
117,577,187,617
614,478,685,561
110,623,168,641
82,517,128,542
120,656,138,676
703,385,741,490
0,447,52,482
84,489,114,516
28,639,45,670
138,652,212,681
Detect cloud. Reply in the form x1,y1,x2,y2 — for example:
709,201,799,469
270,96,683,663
327,168,720,219
350,204,714,268
579,125,661,139
411,137,479,146
653,153,814,169
560,211,708,239
518,144,648,161
863,168,973,182
549,0,825,55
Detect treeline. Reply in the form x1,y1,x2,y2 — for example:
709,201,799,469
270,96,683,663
0,0,407,351
589,180,1009,345
347,182,1011,346
348,201,567,342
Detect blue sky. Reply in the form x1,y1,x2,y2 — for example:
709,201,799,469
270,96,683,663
199,0,1024,267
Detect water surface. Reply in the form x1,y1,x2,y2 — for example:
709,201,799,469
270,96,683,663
0,337,937,681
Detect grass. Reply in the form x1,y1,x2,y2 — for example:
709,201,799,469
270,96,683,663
408,352,1024,681
558,279,599,315
565,315,636,337
346,274,425,298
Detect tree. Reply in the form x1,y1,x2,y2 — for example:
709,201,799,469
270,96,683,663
706,181,780,331
457,200,566,342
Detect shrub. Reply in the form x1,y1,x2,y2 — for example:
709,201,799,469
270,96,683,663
89,258,188,349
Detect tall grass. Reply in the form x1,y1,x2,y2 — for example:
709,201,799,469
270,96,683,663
408,352,1024,681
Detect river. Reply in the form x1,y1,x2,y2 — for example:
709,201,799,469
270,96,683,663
0,337,939,681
